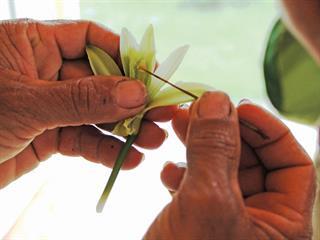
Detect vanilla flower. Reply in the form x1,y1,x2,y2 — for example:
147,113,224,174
86,25,209,212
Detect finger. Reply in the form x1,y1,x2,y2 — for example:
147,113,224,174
0,131,53,188
238,103,312,169
32,126,144,170
186,92,240,183
0,124,145,188
160,162,186,193
0,158,16,188
245,167,315,239
238,103,315,216
146,92,249,239
98,120,167,149
281,0,320,63
40,20,120,61
0,146,39,189
145,105,178,122
25,75,147,130
237,110,268,198
237,112,266,198
178,91,244,217
57,125,144,170
238,141,265,198
171,108,189,144
59,59,93,80
133,120,167,149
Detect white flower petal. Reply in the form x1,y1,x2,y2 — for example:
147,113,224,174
121,28,139,50
86,45,122,76
146,82,212,111
140,25,155,54
149,45,189,98
120,28,139,76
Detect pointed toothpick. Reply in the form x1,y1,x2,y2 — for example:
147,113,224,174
139,66,269,140
138,66,198,99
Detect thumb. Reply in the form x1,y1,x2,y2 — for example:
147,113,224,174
145,92,251,240
183,91,243,208
28,76,147,129
186,91,240,183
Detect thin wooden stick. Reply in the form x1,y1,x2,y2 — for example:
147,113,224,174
139,66,269,140
138,66,198,99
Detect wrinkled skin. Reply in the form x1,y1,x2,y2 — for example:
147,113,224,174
0,19,176,188
1,0,319,238
146,92,315,239
145,1,320,239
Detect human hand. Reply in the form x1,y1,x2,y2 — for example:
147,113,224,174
281,0,320,64
0,19,174,188
145,92,315,239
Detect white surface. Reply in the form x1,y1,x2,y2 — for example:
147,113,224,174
13,0,80,20
0,0,11,20
0,0,318,239
0,116,317,239
0,123,184,239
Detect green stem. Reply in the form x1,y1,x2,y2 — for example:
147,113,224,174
96,134,138,213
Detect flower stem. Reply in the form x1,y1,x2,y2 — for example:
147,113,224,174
96,134,138,213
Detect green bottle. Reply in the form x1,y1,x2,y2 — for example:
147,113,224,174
264,19,320,240
264,19,320,125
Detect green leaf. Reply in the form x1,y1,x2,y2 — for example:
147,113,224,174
264,20,320,125
86,45,122,76
146,82,211,111
149,45,189,98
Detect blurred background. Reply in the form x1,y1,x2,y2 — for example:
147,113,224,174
0,0,317,239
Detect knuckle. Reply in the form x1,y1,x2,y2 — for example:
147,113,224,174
188,126,238,160
70,77,115,120
179,178,240,218
70,78,98,117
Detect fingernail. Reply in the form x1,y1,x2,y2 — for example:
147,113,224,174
140,153,145,162
114,80,147,109
168,190,174,196
179,103,189,109
176,162,187,168
163,161,173,168
238,98,251,106
162,129,169,139
197,92,230,119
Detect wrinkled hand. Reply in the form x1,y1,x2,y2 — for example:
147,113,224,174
145,92,315,239
0,19,174,188
281,0,320,63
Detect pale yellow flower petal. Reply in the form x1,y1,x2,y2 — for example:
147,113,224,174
146,82,212,111
86,45,122,76
112,113,144,136
139,25,155,55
